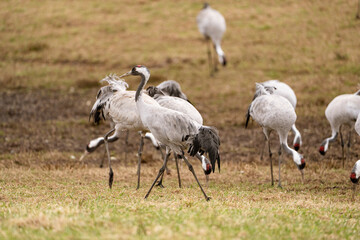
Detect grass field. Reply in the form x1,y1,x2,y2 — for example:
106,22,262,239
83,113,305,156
1,0,360,239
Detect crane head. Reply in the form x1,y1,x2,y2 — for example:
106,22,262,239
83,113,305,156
119,65,150,78
319,145,326,155
201,155,212,175
294,143,300,151
299,158,306,170
293,151,305,170
350,160,360,184
350,172,359,184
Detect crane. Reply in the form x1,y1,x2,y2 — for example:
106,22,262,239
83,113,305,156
246,83,305,187
83,74,162,190
146,85,212,187
247,80,302,157
81,79,210,188
119,65,220,201
319,90,360,167
197,3,226,76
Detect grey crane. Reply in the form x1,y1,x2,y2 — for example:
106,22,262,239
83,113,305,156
247,80,302,160
119,65,220,201
319,90,360,167
197,3,226,76
83,74,163,189
246,83,305,187
146,85,212,187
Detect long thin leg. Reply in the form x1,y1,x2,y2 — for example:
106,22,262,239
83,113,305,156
136,135,145,190
175,155,181,188
357,0,360,19
144,152,170,199
156,149,171,188
181,153,211,201
206,38,214,77
213,44,219,73
340,128,345,168
267,138,274,186
278,146,282,188
352,184,357,201
104,128,116,189
261,135,267,161
124,130,129,162
347,129,352,161
100,148,106,168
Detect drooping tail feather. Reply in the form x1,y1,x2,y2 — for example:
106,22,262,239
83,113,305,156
89,74,129,124
188,126,220,173
245,105,251,128
89,85,114,124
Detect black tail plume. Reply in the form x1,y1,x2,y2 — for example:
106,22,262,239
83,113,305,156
89,86,114,124
222,56,227,66
245,105,251,128
188,126,220,173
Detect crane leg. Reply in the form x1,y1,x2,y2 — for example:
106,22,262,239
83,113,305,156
181,153,211,201
278,146,282,188
340,128,345,168
347,129,352,162
261,135,267,161
156,149,171,188
175,154,182,188
207,39,214,77
144,150,170,199
213,44,219,73
268,138,274,186
99,148,106,168
357,0,360,19
136,134,145,190
104,128,116,189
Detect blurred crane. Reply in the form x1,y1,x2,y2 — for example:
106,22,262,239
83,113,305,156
319,90,360,167
119,65,220,201
246,83,305,187
197,3,226,76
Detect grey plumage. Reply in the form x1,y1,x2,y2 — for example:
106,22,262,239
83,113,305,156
89,85,115,124
245,84,276,128
156,80,189,101
119,65,220,200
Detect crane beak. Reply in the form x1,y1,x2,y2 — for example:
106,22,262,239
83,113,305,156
119,71,132,78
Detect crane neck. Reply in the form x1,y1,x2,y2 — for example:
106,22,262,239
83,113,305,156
135,73,149,102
